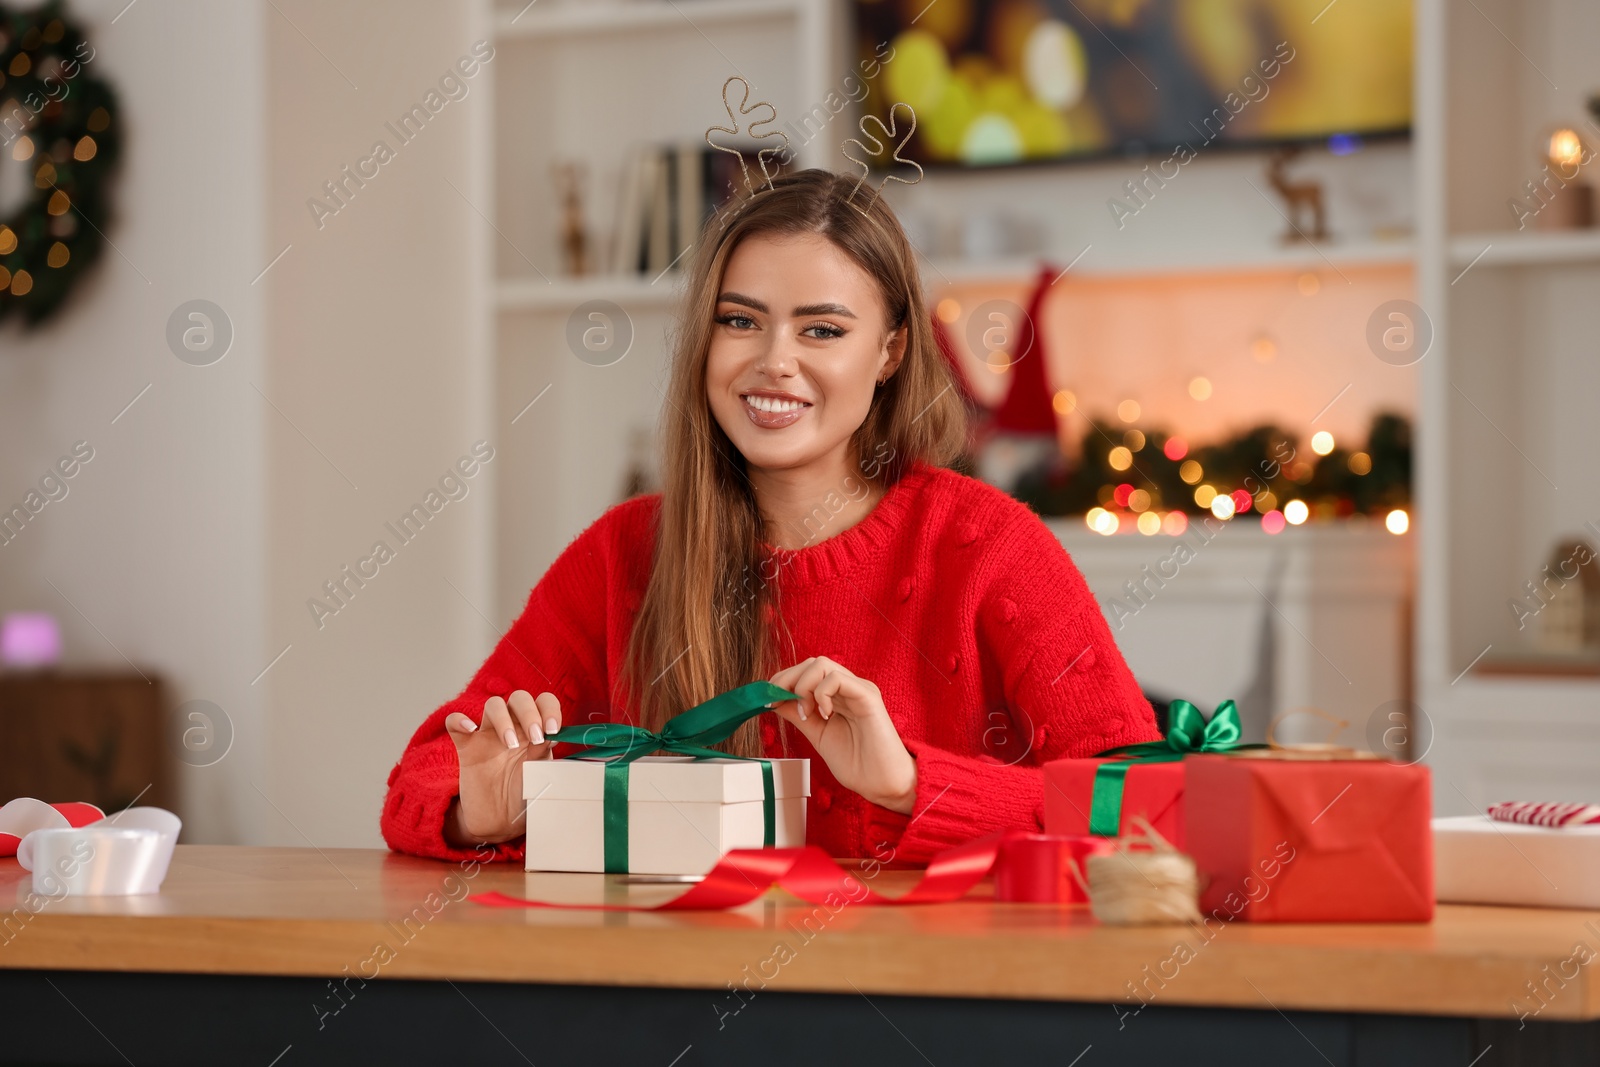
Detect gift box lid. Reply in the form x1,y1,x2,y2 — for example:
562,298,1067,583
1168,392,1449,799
1433,815,1600,909
524,756,809,804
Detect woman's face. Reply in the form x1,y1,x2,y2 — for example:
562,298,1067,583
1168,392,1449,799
706,231,904,475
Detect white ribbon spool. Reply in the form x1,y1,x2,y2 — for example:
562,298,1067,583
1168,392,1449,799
15,806,181,897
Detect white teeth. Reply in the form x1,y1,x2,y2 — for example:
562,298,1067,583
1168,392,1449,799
745,395,807,413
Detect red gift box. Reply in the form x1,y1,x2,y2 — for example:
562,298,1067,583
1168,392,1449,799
1043,759,1188,848
1183,753,1433,922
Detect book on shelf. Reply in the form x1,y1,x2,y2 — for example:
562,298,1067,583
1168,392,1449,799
609,141,793,278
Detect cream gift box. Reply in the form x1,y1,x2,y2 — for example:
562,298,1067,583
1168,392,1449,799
523,755,809,875
1433,815,1600,909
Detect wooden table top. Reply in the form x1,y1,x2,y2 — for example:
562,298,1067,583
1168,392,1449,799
3,846,1598,1021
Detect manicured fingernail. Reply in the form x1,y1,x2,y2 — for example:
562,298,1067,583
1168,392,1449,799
545,717,559,735
797,702,807,721
463,720,478,733
529,725,544,744
503,728,519,749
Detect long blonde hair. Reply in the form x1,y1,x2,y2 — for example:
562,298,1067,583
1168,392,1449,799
622,168,966,756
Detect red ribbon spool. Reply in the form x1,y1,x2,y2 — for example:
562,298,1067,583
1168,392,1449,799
994,833,1114,904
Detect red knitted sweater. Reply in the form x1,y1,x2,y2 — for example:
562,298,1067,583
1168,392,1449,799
380,459,1159,865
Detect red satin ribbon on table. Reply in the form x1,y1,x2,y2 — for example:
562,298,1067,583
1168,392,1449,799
470,830,1099,912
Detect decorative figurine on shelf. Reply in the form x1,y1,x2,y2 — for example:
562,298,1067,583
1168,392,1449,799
1265,146,1327,243
553,160,591,277
1534,539,1600,654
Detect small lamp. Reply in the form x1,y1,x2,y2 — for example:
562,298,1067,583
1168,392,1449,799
0,612,62,668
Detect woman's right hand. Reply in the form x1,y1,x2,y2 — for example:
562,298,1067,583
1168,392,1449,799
443,690,563,846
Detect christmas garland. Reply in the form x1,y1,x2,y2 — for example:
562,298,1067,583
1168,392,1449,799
0,1,120,327
1012,412,1413,523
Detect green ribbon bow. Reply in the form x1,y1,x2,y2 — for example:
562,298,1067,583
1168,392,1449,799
547,680,799,873
1087,699,1263,836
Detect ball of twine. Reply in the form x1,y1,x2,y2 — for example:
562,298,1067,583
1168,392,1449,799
1083,814,1202,925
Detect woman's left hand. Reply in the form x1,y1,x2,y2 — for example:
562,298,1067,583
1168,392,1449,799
767,656,916,814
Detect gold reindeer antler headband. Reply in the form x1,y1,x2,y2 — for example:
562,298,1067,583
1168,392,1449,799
841,101,924,216
701,79,924,213
705,76,790,195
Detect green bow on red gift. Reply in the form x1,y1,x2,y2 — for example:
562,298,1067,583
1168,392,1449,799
546,680,799,873
1087,699,1263,836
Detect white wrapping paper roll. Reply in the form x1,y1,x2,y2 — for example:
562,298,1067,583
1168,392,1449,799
15,806,181,897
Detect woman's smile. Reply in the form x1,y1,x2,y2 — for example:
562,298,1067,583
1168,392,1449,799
740,389,814,429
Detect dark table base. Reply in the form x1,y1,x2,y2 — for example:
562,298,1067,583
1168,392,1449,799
0,969,1595,1067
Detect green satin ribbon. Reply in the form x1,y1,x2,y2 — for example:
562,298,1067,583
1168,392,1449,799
1087,699,1263,836
548,681,798,873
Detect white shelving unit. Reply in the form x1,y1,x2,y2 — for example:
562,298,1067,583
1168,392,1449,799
494,274,687,312
492,0,808,39
486,0,836,620
925,237,1415,286
1416,0,1600,812
1446,229,1600,268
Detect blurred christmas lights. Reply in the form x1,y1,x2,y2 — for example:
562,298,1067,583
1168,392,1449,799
1012,414,1412,536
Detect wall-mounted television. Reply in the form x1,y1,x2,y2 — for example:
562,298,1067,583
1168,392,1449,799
849,0,1412,168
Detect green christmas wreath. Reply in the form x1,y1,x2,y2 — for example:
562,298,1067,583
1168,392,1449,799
0,0,120,328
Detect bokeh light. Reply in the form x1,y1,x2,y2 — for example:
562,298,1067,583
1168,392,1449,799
1386,508,1410,535
1210,494,1236,520
884,28,953,114
1261,509,1286,534
1163,436,1187,461
1108,446,1133,471
1022,20,1088,109
1549,128,1584,171
1117,399,1141,423
1178,459,1203,484
1284,499,1309,525
1310,431,1335,455
1136,511,1161,535
1189,377,1212,401
1348,451,1372,475
1194,484,1217,508
1052,388,1077,415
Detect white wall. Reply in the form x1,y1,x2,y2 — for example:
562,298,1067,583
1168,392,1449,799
0,0,494,849
0,0,270,843
262,0,493,847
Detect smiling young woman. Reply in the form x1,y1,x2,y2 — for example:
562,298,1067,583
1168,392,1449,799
380,169,1159,866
